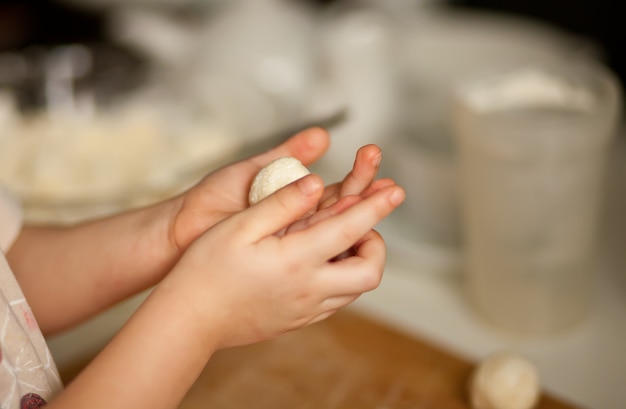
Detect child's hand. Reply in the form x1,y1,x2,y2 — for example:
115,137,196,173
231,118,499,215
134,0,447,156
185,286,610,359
40,151,404,409
168,127,328,254
319,143,395,210
168,128,386,256
160,172,405,349
282,144,395,237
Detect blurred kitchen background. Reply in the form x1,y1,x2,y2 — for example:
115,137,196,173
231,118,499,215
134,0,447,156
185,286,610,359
1,0,625,408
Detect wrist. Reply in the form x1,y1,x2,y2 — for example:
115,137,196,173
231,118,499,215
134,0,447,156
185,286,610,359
119,196,185,286
49,277,220,409
156,267,228,350
151,195,186,271
162,194,186,259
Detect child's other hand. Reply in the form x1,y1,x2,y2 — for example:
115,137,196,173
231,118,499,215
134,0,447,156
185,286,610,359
160,172,405,349
319,143,396,210
168,128,388,258
168,127,329,255
282,144,396,237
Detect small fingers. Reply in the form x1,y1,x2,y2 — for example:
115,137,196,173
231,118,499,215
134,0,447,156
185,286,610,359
360,177,397,198
319,178,396,210
320,229,387,295
287,185,405,263
319,145,386,210
340,144,382,197
254,127,330,168
322,294,361,312
285,195,361,235
232,174,324,240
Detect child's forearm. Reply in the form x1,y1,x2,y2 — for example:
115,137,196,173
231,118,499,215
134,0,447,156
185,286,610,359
45,279,220,409
6,197,183,335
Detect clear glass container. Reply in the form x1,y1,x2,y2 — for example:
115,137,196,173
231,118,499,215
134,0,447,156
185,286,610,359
451,61,622,335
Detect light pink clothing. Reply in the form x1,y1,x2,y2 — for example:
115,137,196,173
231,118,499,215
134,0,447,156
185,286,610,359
0,189,63,408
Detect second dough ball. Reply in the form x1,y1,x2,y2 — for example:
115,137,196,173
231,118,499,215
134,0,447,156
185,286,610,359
469,351,540,409
249,156,311,205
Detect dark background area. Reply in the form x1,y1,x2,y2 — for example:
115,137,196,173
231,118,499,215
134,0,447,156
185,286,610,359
448,0,624,90
1,0,624,89
0,0,105,49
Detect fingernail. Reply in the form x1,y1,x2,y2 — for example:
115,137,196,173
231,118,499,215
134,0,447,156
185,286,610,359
389,187,405,206
299,175,321,196
372,151,382,168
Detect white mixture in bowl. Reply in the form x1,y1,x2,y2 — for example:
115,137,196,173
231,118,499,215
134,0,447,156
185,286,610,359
0,92,238,222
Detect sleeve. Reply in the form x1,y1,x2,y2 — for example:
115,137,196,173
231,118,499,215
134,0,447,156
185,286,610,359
0,188,23,252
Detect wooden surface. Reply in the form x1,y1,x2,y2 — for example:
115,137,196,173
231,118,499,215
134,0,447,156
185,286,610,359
60,309,580,408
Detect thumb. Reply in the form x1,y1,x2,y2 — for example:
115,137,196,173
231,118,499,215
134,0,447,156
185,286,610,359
253,127,330,168
231,174,324,240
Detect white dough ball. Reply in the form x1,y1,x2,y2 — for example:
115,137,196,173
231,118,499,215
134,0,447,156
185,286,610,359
249,156,311,205
469,351,540,409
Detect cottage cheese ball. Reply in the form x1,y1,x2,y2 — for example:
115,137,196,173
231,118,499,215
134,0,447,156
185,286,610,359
249,157,311,205
469,351,540,409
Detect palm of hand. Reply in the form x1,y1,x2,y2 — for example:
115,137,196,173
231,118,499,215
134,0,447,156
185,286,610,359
172,160,259,252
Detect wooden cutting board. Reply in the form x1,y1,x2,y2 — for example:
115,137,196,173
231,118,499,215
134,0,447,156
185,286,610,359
60,309,579,408
183,309,579,408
